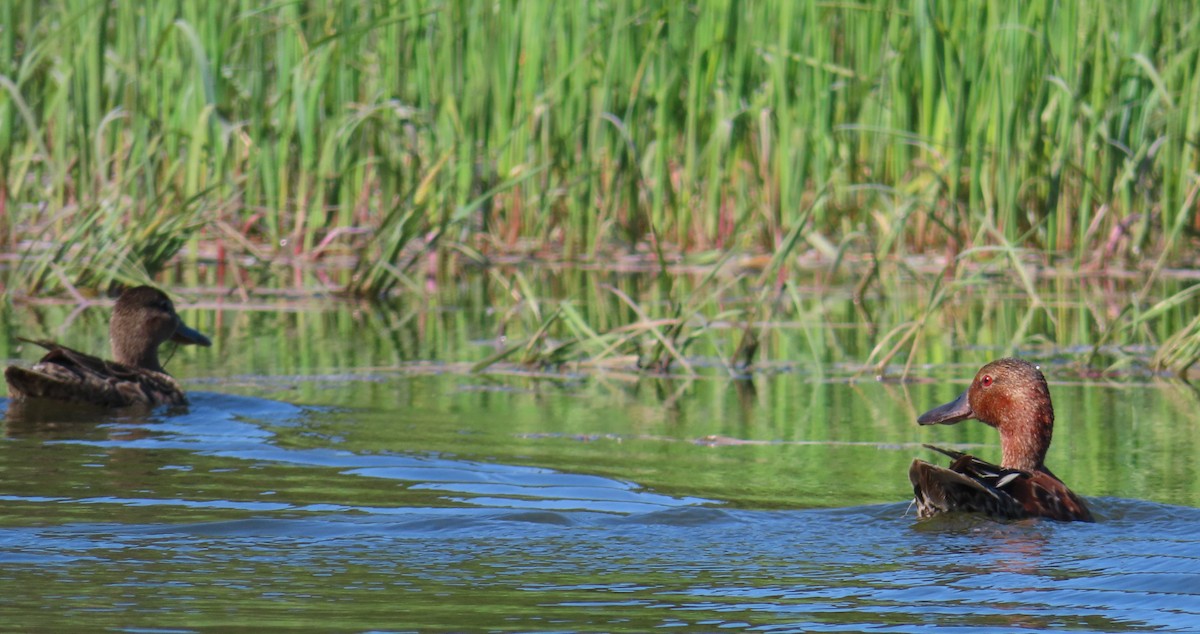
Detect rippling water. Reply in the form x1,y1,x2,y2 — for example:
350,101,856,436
2,378,1199,632
4,270,1200,630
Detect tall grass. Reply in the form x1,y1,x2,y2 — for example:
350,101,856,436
2,1,1197,288
2,1,1199,373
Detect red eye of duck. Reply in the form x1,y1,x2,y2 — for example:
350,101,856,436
980,374,993,387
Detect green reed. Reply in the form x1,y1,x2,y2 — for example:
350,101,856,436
4,1,1197,277
3,1,1200,371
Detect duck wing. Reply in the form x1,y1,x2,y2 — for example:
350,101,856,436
997,464,1094,522
909,457,1029,520
4,339,186,408
909,444,1092,522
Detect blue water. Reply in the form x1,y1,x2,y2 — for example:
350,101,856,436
1,384,1198,632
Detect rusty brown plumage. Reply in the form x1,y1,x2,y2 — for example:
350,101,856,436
910,358,1093,522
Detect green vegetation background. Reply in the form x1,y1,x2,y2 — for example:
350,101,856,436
2,1,1199,373
2,2,1200,519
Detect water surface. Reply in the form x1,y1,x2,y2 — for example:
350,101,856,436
2,273,1199,631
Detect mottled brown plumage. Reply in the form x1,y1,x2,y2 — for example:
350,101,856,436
910,358,1093,522
5,286,211,408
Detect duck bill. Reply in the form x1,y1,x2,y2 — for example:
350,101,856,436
171,322,212,347
917,390,973,425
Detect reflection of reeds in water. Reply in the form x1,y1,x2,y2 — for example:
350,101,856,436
3,260,1199,381
5,274,1200,505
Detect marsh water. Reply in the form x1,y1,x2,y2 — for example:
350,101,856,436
2,269,1200,631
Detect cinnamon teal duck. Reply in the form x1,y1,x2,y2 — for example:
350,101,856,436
4,286,211,408
909,358,1093,522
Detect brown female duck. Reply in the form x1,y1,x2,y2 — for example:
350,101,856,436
5,286,211,408
909,358,1093,522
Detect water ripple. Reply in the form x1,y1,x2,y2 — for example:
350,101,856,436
2,392,1199,631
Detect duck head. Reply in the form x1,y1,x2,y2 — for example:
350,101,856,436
109,286,212,373
917,358,1053,472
